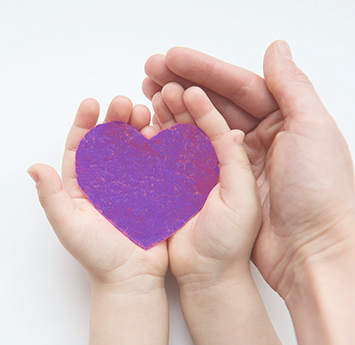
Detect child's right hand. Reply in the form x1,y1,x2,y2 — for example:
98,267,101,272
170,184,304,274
153,83,261,287
153,84,281,344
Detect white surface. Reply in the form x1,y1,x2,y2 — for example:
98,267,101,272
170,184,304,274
1,0,354,344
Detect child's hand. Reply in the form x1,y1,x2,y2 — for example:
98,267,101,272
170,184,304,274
153,83,261,286
28,97,169,345
152,84,280,344
29,96,168,286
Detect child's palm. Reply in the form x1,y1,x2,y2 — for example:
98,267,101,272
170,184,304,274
151,85,262,285
31,97,168,284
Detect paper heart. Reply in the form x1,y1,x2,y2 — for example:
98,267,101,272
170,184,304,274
75,122,219,250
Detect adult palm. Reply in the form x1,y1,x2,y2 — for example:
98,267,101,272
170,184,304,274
143,40,355,298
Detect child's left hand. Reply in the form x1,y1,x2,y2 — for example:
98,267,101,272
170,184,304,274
29,97,170,345
28,96,168,287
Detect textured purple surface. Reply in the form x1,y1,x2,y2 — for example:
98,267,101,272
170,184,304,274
75,122,219,250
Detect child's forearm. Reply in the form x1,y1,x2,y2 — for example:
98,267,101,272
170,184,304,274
178,270,282,345
89,276,169,345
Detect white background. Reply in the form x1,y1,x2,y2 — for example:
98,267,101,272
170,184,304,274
1,0,354,344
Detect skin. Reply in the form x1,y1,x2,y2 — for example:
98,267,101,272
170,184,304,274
154,85,282,344
143,40,355,344
28,97,169,345
28,92,281,344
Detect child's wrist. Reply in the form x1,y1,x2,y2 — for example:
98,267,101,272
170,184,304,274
176,268,281,345
89,274,169,345
177,264,253,294
90,272,166,295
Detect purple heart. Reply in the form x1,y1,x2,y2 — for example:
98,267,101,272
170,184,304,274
75,122,219,250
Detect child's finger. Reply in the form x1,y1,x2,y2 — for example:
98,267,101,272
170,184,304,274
28,163,75,232
65,98,100,152
217,130,260,212
62,98,100,191
130,104,151,130
152,92,176,129
152,113,161,126
104,96,133,123
183,87,230,147
161,82,196,125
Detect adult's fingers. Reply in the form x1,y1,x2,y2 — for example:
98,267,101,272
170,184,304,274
142,77,162,100
144,53,262,132
263,40,330,123
152,92,176,129
144,53,194,90
165,47,278,118
161,82,196,126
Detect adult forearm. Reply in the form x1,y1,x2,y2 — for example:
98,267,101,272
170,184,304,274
179,272,281,345
285,223,355,345
89,276,169,345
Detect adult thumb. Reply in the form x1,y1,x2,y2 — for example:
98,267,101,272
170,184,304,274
263,40,329,122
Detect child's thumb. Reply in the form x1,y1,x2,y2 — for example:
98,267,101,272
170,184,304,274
216,130,259,211
27,163,75,230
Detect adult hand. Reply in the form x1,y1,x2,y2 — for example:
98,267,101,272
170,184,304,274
144,41,355,344
144,40,355,295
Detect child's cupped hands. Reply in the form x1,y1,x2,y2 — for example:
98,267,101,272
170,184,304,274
152,83,262,288
29,86,262,292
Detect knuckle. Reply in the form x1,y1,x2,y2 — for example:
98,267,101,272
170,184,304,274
284,64,312,86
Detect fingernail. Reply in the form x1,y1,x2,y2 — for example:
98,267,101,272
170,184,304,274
27,168,39,183
277,40,293,60
234,131,245,146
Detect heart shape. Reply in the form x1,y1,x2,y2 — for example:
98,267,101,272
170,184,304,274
75,122,219,249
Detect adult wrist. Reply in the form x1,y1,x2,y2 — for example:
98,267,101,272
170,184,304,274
282,216,355,345
277,210,355,296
